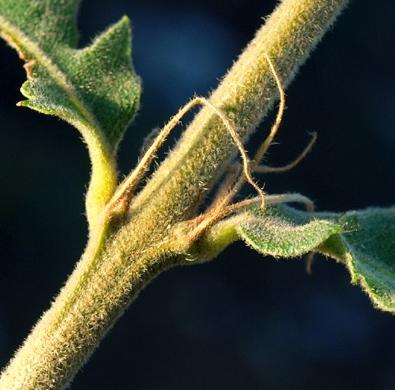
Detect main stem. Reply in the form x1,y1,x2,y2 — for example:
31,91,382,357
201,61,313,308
0,0,348,389
130,0,348,223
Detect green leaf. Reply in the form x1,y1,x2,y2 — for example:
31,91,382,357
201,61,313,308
200,204,395,313
238,205,342,258
0,0,141,226
318,208,395,313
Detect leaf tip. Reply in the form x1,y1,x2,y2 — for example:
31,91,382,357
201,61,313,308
16,100,27,108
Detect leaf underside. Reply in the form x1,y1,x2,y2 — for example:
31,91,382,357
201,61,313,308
236,204,395,313
0,0,141,224
0,0,140,152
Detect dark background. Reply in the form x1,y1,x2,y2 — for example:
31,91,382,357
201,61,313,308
0,1,394,389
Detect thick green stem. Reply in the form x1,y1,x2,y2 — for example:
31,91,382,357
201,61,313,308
0,0,348,388
0,225,178,389
131,0,349,225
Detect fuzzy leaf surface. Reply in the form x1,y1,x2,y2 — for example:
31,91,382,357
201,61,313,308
317,208,395,312
238,205,342,258
0,0,141,223
220,204,395,313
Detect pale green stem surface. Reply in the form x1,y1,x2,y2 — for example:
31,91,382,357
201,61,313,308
0,0,348,388
131,0,348,222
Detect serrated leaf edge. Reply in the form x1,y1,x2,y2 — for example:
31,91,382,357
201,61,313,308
0,14,110,151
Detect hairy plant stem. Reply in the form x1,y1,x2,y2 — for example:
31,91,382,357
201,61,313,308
0,0,348,388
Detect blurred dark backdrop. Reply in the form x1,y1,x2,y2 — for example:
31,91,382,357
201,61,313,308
0,1,394,389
